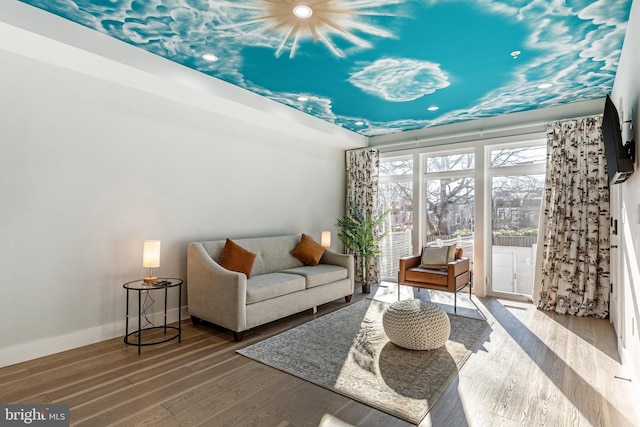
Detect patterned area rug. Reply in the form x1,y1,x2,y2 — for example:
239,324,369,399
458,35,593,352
237,299,492,425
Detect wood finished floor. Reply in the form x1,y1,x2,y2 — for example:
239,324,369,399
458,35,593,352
1,285,638,427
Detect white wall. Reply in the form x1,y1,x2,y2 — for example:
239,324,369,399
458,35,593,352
0,33,362,367
611,0,640,398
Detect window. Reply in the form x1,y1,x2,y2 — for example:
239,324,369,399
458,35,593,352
423,151,475,265
424,177,474,238
378,137,547,297
488,141,546,297
425,152,474,172
378,157,413,280
490,146,546,167
380,159,413,176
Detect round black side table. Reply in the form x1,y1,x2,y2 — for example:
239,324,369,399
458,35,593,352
123,278,183,353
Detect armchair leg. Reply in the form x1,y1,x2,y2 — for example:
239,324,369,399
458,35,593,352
454,275,473,313
454,290,457,313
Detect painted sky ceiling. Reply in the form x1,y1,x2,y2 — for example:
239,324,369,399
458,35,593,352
18,0,633,137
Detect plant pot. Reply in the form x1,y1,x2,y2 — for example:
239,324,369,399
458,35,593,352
362,284,371,294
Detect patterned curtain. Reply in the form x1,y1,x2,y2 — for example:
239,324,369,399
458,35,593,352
345,148,380,285
533,116,610,318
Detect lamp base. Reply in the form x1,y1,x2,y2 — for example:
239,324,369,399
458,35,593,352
143,276,158,284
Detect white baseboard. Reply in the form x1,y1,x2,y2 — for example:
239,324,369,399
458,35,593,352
0,306,189,369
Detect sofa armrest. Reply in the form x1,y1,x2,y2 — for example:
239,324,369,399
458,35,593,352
320,250,355,289
187,242,247,332
398,254,421,283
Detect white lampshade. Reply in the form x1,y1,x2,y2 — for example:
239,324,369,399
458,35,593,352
142,240,161,268
321,231,331,248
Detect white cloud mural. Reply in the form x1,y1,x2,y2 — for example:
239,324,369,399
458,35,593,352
348,58,450,102
16,0,633,136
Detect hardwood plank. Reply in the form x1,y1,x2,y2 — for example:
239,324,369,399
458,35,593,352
62,379,134,409
160,360,283,419
173,367,301,426
0,287,637,427
0,367,30,385
73,356,252,425
1,328,217,404
109,405,177,427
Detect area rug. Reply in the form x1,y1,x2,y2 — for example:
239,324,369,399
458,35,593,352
237,299,492,425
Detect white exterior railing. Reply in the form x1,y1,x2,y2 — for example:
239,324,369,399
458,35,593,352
379,230,412,280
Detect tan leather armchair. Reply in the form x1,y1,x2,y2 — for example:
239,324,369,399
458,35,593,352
398,247,472,311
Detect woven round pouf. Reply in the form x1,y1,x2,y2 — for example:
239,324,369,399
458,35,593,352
382,299,451,350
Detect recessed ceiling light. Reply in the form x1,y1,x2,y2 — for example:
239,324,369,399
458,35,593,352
511,50,521,59
428,106,439,111
293,4,313,19
354,121,365,126
202,53,219,62
537,83,553,89
297,95,309,102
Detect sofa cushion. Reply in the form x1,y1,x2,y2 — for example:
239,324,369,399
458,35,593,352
420,245,455,270
246,273,306,304
219,238,257,278
201,235,309,276
291,233,326,266
405,267,448,287
282,265,348,288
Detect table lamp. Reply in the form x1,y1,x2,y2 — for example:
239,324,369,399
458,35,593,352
321,231,331,248
143,240,161,283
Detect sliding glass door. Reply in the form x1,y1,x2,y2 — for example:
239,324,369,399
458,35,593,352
488,144,546,297
377,139,547,298
378,157,413,281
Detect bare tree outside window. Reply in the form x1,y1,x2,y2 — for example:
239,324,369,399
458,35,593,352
378,159,413,231
425,177,474,238
379,159,412,176
426,152,474,172
490,146,546,167
492,175,545,231
424,153,475,241
377,144,545,285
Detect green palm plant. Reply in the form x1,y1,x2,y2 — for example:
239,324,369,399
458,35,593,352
337,208,391,293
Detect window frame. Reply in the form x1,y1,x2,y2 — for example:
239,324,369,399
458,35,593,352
378,132,548,298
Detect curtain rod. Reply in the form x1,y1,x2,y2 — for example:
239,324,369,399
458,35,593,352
371,113,603,151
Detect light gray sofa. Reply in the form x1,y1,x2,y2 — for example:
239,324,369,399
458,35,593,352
187,235,354,341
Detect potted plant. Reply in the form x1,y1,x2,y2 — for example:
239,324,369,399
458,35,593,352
337,208,390,294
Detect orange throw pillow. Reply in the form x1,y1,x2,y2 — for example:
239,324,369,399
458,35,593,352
291,233,326,266
219,239,256,278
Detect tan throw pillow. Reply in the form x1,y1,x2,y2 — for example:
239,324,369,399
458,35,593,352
420,244,456,269
291,233,326,266
219,239,256,278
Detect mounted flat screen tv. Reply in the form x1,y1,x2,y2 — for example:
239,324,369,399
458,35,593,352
602,94,634,185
